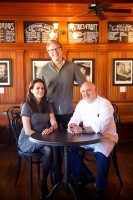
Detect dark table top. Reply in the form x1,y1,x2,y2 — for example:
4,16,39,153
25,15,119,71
29,129,102,146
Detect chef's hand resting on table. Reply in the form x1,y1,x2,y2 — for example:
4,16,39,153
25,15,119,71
67,123,94,134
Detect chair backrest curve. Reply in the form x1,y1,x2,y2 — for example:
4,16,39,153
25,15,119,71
11,115,22,144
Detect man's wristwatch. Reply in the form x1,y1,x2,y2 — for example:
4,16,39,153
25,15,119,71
82,127,86,134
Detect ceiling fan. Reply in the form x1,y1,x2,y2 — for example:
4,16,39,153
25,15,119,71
72,1,132,19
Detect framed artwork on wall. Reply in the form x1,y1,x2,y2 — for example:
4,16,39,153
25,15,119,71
108,22,133,43
0,59,12,87
0,20,15,43
24,21,59,43
68,22,99,43
113,59,133,85
72,58,94,85
30,59,50,80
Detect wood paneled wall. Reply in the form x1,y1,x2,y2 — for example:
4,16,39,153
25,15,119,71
0,3,133,126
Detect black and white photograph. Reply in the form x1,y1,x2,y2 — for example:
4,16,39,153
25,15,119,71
113,59,133,85
30,59,50,80
0,59,12,87
72,59,94,85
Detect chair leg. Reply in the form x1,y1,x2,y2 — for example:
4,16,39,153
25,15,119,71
111,147,123,186
14,154,21,186
6,125,12,150
29,157,33,195
36,154,41,180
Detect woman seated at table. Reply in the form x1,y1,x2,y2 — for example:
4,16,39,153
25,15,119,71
18,78,58,199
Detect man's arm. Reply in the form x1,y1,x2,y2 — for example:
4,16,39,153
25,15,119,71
68,123,94,134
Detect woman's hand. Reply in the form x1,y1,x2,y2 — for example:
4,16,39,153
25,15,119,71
42,127,54,135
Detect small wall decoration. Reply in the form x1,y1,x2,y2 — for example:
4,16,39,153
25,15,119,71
31,59,50,80
0,59,12,87
113,59,133,85
72,59,94,85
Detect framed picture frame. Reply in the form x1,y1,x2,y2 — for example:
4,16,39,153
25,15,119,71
72,58,94,85
0,59,12,87
30,59,50,80
113,59,133,85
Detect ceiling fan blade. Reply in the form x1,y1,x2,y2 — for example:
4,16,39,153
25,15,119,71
71,11,91,18
105,9,132,13
97,2,112,10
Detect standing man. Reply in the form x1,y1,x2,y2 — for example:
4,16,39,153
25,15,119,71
39,39,86,183
67,81,118,198
39,40,86,128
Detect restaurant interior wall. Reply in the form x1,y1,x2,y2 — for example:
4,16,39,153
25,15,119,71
0,2,133,140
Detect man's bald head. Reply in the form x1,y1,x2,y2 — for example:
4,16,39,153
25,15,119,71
80,81,97,103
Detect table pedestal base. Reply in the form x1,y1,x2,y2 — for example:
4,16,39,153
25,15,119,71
45,146,77,200
45,181,77,200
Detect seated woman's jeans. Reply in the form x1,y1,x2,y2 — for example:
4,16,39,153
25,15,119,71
69,146,110,190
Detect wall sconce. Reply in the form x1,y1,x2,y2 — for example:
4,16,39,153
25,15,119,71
49,23,79,39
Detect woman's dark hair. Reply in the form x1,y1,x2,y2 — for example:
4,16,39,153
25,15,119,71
23,78,50,113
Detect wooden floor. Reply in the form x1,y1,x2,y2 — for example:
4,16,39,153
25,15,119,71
0,139,133,200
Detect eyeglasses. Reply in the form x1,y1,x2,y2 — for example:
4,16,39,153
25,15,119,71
48,46,62,53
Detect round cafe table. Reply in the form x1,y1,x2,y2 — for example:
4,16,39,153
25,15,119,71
29,129,102,200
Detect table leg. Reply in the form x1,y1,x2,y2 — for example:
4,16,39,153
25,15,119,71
45,146,77,200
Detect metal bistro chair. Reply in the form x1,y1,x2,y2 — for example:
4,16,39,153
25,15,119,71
11,114,42,195
80,103,123,186
6,105,21,150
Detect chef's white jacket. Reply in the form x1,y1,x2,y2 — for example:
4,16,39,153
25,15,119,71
68,95,118,157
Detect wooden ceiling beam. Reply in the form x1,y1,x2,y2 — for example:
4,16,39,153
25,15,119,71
1,0,133,3
0,3,133,18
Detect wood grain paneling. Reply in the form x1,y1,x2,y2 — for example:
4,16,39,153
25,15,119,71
0,2,133,127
